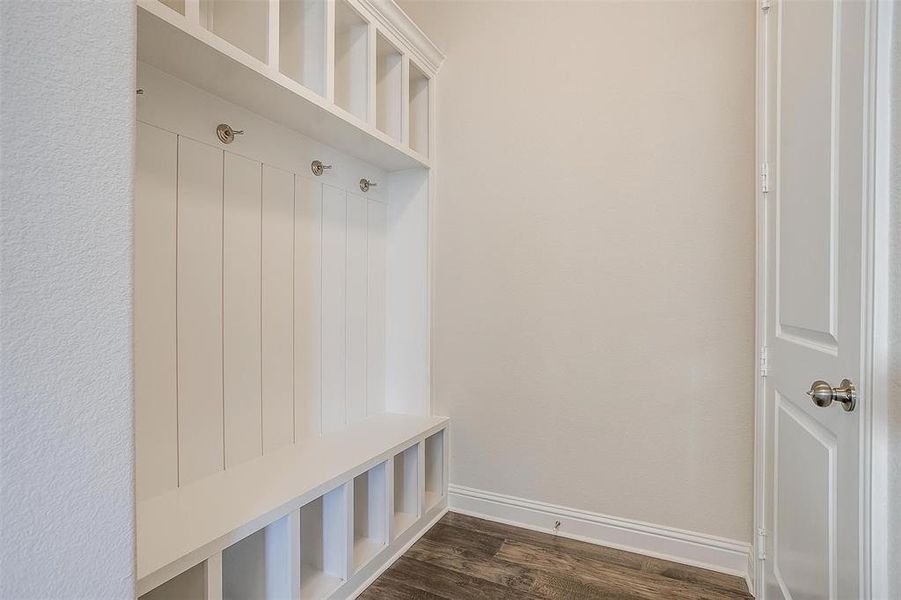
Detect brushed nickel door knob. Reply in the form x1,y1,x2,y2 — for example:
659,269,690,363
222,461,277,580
807,379,856,412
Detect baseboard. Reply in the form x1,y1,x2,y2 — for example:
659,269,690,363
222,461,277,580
449,484,753,589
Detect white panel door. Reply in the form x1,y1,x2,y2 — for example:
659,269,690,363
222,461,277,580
762,1,868,599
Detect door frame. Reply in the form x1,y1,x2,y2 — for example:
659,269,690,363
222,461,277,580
752,0,893,598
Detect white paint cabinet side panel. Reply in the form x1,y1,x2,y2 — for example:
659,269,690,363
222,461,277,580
262,164,296,451
223,152,263,469
366,199,387,416
321,185,347,433
346,192,367,424
135,122,178,502
294,177,322,440
177,136,225,485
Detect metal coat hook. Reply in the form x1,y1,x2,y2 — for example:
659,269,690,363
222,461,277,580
216,123,244,144
311,160,333,176
359,178,378,193
136,88,144,95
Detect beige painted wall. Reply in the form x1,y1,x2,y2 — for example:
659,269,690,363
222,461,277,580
400,0,756,542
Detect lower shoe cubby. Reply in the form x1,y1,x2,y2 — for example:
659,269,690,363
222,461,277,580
352,462,388,573
222,513,298,600
392,444,419,539
424,430,445,512
300,485,349,599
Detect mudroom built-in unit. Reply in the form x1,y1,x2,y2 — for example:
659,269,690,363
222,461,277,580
133,0,446,598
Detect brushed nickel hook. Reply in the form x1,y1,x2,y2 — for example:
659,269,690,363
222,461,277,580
216,123,244,144
311,160,333,176
359,178,378,192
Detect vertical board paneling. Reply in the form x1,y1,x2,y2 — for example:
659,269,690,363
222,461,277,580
135,122,178,501
262,164,296,451
321,185,347,432
223,152,262,468
366,200,387,416
177,137,225,485
345,192,367,423
295,177,323,439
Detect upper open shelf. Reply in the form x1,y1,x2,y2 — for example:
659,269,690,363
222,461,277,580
137,0,442,172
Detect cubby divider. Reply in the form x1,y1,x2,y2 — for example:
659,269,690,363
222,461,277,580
352,462,388,572
392,444,419,539
201,0,270,64
300,485,350,599
376,33,403,141
279,0,327,96
424,430,445,512
334,0,370,121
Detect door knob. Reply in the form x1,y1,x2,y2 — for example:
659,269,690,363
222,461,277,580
807,379,856,412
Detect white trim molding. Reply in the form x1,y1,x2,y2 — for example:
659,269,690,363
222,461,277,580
358,0,445,73
448,485,753,591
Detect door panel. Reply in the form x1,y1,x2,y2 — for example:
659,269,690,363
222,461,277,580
774,395,834,600
776,0,836,344
763,1,868,599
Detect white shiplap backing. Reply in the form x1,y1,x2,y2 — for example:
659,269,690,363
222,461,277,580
134,123,388,502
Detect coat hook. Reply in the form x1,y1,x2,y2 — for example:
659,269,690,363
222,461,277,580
216,123,244,144
136,88,144,95
359,178,378,193
311,160,333,176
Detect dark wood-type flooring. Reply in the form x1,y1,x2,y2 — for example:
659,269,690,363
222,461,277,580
360,512,753,600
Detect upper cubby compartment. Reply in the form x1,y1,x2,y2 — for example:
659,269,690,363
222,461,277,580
408,60,430,157
376,33,403,142
201,0,270,64
279,0,327,97
334,0,370,122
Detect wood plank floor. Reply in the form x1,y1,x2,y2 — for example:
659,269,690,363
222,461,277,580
360,512,753,600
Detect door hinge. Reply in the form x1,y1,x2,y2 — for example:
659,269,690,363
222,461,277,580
761,0,771,13
760,162,769,194
759,346,769,377
757,528,767,560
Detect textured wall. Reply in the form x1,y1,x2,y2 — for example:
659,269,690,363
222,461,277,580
400,0,756,542
0,1,136,597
